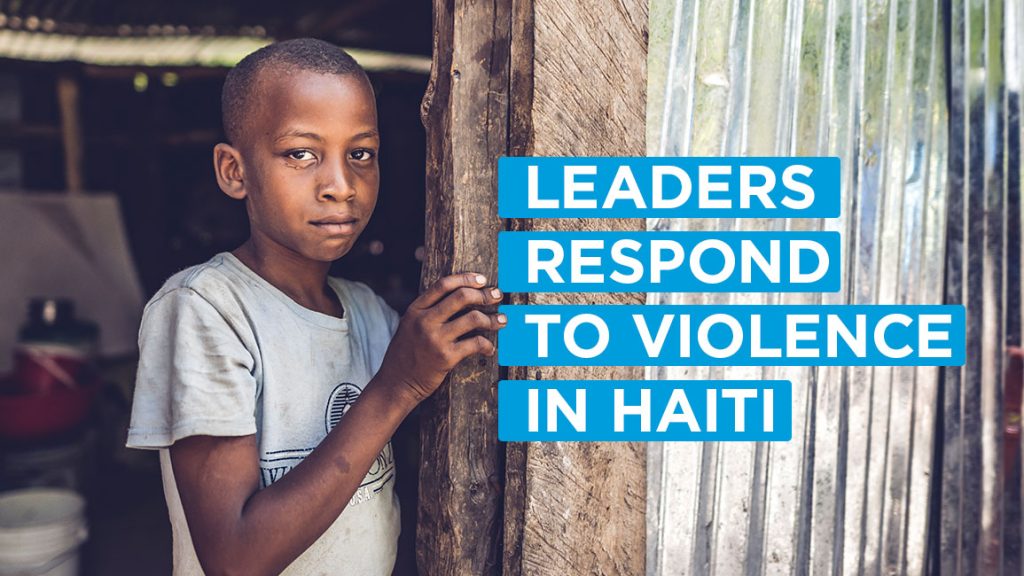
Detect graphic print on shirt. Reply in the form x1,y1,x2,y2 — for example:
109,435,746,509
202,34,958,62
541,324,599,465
325,382,395,504
257,382,395,507
259,447,315,487
326,382,362,429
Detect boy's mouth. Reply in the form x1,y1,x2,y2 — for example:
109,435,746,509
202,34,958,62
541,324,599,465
310,216,359,235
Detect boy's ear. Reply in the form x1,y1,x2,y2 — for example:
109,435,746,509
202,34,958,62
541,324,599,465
213,143,247,200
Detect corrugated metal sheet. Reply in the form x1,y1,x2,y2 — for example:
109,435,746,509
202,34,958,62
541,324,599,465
941,0,1023,572
647,0,1022,573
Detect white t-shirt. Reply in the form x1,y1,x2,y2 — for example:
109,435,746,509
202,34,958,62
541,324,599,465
127,252,401,576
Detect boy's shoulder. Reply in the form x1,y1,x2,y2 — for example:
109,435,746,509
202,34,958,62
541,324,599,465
144,253,398,331
145,252,245,313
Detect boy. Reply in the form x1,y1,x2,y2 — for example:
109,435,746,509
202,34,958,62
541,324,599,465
127,38,505,575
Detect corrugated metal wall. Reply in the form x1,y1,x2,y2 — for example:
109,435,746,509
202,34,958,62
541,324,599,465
941,0,1023,573
646,0,1023,573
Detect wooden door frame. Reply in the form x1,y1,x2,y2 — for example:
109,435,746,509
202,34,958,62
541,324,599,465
418,1,648,574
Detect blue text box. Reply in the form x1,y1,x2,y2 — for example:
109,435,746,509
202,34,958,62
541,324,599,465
498,380,792,441
498,231,840,292
496,305,966,367
497,156,840,218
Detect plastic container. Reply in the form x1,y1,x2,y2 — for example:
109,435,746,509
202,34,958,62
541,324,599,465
12,299,99,395
0,376,99,441
0,430,95,492
0,489,88,576
17,300,99,353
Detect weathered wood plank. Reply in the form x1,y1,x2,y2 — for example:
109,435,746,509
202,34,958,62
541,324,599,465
421,1,648,573
503,0,649,574
417,0,511,574
57,73,84,192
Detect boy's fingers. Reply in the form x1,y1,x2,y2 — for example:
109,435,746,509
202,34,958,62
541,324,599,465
433,286,502,321
453,335,496,360
446,310,507,338
413,273,487,310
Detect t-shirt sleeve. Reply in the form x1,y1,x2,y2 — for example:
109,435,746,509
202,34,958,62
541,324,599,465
126,287,257,449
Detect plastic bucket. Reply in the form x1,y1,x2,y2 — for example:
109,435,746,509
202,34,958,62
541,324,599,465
0,489,88,576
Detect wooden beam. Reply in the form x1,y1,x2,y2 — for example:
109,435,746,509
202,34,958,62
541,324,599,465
419,0,647,573
57,73,84,192
417,0,511,574
82,65,228,80
502,0,649,575
293,3,378,38
0,122,61,143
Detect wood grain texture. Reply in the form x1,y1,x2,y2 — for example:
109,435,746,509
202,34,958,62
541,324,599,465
418,0,511,574
57,74,84,192
503,0,649,574
421,0,648,573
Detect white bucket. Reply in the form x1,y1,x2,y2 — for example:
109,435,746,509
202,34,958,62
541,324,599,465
0,489,88,576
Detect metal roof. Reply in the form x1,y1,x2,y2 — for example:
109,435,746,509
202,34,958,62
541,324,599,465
0,29,431,72
0,0,431,70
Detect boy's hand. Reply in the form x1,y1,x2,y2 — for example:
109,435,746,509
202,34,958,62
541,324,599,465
379,272,506,406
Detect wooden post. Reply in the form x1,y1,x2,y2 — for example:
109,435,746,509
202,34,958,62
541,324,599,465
418,0,511,574
57,73,84,193
502,1,648,574
419,0,647,574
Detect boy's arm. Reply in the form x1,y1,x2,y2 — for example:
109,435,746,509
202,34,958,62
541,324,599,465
170,273,505,576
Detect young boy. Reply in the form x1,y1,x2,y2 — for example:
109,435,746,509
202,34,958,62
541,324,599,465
127,38,505,575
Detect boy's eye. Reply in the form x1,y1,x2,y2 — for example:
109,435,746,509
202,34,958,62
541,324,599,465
286,150,315,161
350,149,376,161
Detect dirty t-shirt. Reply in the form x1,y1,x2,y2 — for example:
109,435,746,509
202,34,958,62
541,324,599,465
126,252,401,576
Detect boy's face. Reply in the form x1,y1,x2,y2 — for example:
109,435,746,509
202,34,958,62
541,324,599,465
219,69,380,263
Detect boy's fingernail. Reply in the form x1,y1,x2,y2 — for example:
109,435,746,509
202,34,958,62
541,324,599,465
497,314,507,324
490,288,502,299
475,274,487,285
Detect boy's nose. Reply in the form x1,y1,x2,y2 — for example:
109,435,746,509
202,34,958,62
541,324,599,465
317,160,357,202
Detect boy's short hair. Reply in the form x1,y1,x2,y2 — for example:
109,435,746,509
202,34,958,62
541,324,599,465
221,38,369,145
